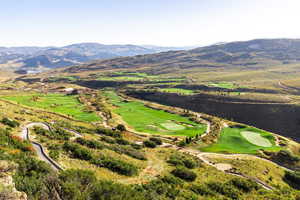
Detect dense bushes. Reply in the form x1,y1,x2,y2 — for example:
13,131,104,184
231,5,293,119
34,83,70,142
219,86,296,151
63,142,93,161
49,149,60,160
96,127,121,138
143,140,157,148
190,178,260,200
149,137,162,145
109,145,147,160
33,126,72,140
284,171,300,189
229,178,259,192
207,182,240,200
13,156,53,198
137,175,183,199
63,142,138,176
190,184,215,196
92,156,138,176
116,138,130,145
167,153,199,169
101,136,116,144
59,169,97,199
75,137,105,149
171,167,197,182
0,128,32,153
1,117,20,128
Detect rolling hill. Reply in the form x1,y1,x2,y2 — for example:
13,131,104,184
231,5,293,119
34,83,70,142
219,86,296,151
65,39,300,79
0,43,193,73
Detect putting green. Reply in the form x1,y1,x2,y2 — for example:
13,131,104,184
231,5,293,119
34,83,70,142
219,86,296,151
241,131,272,147
161,122,185,131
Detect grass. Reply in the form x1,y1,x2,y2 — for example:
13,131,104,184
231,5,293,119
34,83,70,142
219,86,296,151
96,72,186,83
104,91,206,137
241,131,272,147
208,82,237,89
1,93,101,122
158,88,195,95
201,127,281,154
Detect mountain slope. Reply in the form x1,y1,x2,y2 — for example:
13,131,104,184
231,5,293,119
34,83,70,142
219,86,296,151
64,39,300,81
0,43,189,72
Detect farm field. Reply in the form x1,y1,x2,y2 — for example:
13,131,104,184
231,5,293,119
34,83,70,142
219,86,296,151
201,127,281,154
1,93,101,122
104,91,206,136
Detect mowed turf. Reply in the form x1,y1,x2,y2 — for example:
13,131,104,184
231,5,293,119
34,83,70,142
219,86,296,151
105,91,206,136
2,93,101,122
241,131,272,147
208,82,237,89
159,88,195,95
201,127,281,154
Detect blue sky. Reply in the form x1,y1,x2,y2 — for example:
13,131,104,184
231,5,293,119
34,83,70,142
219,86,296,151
1,0,300,47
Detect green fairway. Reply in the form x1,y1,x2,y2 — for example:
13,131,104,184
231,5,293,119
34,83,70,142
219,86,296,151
201,127,281,154
2,93,101,122
158,88,195,95
208,82,237,89
104,91,205,136
97,71,186,83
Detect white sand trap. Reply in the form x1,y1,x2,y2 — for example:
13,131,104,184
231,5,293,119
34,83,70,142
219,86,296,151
161,122,185,131
241,131,272,147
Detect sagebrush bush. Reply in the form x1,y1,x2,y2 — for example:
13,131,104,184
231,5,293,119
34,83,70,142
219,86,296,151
171,167,197,182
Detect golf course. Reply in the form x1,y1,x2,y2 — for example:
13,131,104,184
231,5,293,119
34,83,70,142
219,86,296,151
1,93,101,122
105,91,206,136
201,127,281,154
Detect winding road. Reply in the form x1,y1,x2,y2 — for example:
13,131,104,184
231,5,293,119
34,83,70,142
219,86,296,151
21,123,63,171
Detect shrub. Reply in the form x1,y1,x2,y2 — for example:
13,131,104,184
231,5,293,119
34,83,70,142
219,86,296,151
116,124,126,132
89,181,144,200
161,175,183,186
13,156,52,198
75,137,105,149
190,184,214,196
177,140,187,147
92,156,138,176
101,136,116,144
143,140,157,148
149,137,162,145
207,182,241,200
116,138,130,145
49,150,60,160
63,142,93,161
229,178,259,192
96,127,121,138
33,126,71,140
167,153,199,169
131,143,143,150
171,167,197,182
59,169,97,199
1,118,20,128
109,145,147,160
284,171,300,189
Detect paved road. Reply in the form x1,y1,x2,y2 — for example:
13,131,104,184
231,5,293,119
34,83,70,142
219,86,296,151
21,123,63,171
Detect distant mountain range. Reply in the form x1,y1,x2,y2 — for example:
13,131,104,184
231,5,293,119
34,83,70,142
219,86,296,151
0,43,194,73
65,39,300,74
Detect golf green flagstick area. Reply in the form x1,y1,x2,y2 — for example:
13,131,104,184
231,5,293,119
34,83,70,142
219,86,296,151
241,131,272,147
104,91,206,136
201,127,281,154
